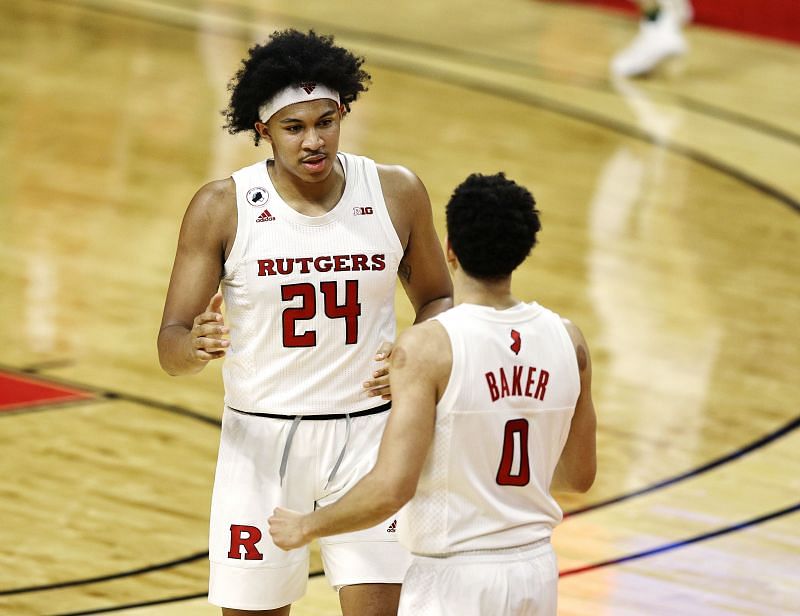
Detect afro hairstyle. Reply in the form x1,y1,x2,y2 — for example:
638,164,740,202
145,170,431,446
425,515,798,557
446,172,541,279
223,29,371,145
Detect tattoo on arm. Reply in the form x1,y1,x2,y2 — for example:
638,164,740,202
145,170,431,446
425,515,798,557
398,260,412,283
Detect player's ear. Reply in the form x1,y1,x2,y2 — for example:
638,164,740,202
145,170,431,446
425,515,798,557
254,121,272,144
445,235,458,270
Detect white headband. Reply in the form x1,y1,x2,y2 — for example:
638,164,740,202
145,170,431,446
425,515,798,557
258,82,341,122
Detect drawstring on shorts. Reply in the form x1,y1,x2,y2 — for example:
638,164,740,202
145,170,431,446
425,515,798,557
277,413,351,487
324,413,351,489
228,402,391,487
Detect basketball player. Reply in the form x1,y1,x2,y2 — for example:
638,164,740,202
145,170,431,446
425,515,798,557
612,0,692,77
269,172,597,615
157,30,452,615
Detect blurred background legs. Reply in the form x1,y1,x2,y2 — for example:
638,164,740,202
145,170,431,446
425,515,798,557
611,0,691,77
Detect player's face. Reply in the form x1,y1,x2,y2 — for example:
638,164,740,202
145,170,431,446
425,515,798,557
259,99,343,184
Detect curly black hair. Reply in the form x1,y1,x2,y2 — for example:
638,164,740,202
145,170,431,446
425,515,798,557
446,173,541,279
223,29,371,145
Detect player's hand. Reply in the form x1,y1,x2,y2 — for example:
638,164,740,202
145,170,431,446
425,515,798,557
189,292,229,362
268,507,310,551
363,340,393,401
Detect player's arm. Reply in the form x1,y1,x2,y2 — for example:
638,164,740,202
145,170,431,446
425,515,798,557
362,166,453,400
552,319,597,493
269,322,448,550
157,179,235,376
378,165,453,323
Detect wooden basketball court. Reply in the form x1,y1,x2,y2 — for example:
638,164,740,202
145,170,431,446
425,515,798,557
1,0,798,614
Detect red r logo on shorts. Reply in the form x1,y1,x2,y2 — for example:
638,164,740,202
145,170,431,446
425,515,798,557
228,524,264,560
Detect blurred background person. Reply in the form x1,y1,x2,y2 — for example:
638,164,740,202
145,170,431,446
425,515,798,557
612,0,692,76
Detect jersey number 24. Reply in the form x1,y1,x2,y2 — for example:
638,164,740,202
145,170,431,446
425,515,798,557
281,281,361,347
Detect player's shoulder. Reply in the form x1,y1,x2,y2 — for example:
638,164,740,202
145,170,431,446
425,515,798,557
185,178,236,222
560,317,591,372
191,177,235,208
560,317,586,347
178,178,236,246
395,320,450,368
398,318,447,345
375,164,427,202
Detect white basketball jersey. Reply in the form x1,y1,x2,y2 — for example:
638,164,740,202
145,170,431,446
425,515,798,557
221,153,403,415
399,302,580,555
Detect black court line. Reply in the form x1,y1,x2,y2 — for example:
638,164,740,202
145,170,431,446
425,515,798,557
3,400,796,597
48,572,327,616
372,56,800,213
0,363,221,428
47,504,800,614
1,364,795,598
50,592,207,616
41,0,800,214
210,0,800,148
0,552,209,596
44,0,800,149
3,362,796,520
21,358,76,372
0,396,106,417
560,501,800,576
565,414,800,515
4,0,799,602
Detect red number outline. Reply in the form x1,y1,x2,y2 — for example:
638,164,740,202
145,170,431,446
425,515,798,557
321,280,361,345
496,418,530,486
281,281,362,348
281,283,317,347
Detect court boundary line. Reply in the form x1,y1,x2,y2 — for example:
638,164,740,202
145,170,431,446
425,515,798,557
46,570,330,616
371,56,800,213
1,362,796,520
4,1,799,606
0,396,106,416
560,501,800,576
0,364,221,428
44,503,800,615
565,414,800,515
41,0,800,150
0,552,209,597
38,0,800,214
0,402,796,596
0,380,797,596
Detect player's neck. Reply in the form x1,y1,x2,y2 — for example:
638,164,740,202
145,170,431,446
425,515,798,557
268,157,345,214
454,270,518,310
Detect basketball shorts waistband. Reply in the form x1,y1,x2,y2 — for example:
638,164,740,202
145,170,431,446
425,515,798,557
227,401,391,421
412,537,552,561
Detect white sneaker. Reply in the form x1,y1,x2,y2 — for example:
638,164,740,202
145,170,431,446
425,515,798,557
611,9,688,77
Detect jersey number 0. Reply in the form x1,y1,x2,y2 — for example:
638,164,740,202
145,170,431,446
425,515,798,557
496,418,530,486
281,281,362,347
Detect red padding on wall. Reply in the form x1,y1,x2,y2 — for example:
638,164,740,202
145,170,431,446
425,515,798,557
566,0,800,44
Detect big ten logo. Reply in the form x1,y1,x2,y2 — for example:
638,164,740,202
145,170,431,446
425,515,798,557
353,206,374,216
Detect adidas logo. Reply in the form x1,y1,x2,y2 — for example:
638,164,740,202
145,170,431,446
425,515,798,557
300,81,316,95
387,520,397,533
256,209,275,223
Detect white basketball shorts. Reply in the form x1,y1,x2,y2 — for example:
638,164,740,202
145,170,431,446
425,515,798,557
399,540,558,616
208,405,411,611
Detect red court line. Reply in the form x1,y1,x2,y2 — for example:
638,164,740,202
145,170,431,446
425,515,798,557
0,371,94,412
